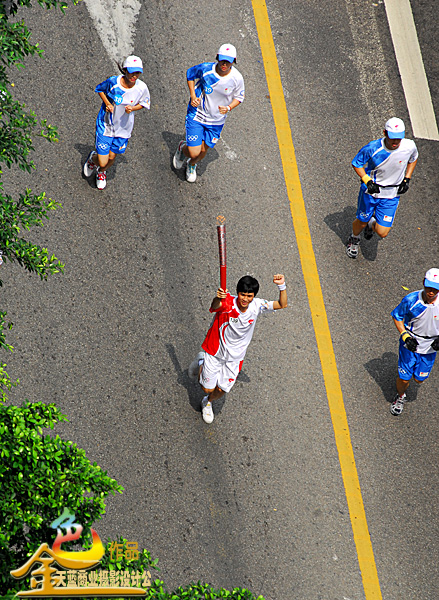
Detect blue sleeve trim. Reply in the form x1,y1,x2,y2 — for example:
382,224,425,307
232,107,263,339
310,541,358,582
352,139,382,169
95,76,116,94
391,291,425,325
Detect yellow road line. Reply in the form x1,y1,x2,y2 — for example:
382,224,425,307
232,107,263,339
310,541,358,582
251,1,382,598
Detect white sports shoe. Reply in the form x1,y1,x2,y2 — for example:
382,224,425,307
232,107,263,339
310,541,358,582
83,151,97,177
188,351,205,381
186,160,197,183
345,234,360,258
201,395,214,424
390,393,406,416
173,140,186,169
96,169,107,190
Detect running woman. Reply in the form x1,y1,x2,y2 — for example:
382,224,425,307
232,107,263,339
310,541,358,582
390,269,439,416
83,56,150,190
173,44,245,183
346,117,418,258
188,274,287,423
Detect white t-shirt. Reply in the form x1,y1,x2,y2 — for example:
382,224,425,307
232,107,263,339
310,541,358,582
391,290,439,354
202,294,274,361
352,138,418,199
186,62,245,126
95,76,150,138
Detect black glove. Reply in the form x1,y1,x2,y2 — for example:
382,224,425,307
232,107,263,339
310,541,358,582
397,177,410,194
431,338,439,352
366,180,380,195
401,331,418,352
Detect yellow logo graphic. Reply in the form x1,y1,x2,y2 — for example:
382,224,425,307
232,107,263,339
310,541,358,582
10,508,149,598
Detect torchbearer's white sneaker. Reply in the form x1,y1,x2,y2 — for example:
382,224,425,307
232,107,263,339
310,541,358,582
96,168,107,190
173,140,186,169
83,151,97,177
186,160,197,183
188,351,205,381
201,395,214,424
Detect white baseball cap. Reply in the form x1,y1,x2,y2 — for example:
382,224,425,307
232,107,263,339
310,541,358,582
385,117,405,139
217,44,237,63
424,269,439,290
123,55,143,73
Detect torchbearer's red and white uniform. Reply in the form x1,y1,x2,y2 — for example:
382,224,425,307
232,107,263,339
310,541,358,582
200,293,274,392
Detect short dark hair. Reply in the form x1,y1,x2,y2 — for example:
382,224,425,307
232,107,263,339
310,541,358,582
236,275,259,296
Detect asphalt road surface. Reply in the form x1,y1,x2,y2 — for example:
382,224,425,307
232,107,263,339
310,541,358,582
3,1,438,599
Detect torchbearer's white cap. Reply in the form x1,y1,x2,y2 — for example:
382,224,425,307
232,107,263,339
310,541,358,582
385,117,405,139
123,55,143,73
218,44,237,62
424,268,439,290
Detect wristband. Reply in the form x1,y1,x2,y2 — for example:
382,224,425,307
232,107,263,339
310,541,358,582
227,105,231,112
361,174,372,184
401,331,411,342
277,283,286,291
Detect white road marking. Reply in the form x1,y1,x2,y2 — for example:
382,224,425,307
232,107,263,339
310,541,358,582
384,0,439,141
84,0,141,65
220,139,237,160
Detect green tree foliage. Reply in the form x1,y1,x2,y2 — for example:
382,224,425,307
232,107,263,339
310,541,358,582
0,391,124,595
0,0,78,285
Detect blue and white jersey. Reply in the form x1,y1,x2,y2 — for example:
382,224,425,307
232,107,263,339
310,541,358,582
95,76,150,139
352,138,418,199
186,62,245,126
391,290,439,354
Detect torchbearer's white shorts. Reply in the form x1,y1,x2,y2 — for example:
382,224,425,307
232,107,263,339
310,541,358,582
199,352,244,393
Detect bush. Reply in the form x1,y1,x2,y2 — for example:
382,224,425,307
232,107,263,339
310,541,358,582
0,399,124,595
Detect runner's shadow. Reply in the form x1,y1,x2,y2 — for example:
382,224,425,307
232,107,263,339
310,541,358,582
364,352,396,401
359,232,380,262
75,143,127,186
165,344,211,413
162,131,219,180
165,344,250,417
364,351,419,403
324,206,379,262
323,206,355,244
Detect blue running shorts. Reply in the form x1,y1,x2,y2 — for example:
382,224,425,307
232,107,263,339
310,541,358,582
185,117,224,148
356,186,400,227
95,131,129,155
398,339,436,381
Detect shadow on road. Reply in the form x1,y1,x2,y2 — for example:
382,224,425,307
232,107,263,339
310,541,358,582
165,344,251,418
324,205,380,262
161,131,219,181
364,351,420,404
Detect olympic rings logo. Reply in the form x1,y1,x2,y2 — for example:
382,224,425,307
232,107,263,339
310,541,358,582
204,87,213,94
187,135,198,142
97,143,108,150
113,96,123,104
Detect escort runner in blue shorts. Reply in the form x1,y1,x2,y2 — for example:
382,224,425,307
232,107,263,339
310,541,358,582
173,44,245,183
345,117,418,259
83,55,150,191
389,268,439,416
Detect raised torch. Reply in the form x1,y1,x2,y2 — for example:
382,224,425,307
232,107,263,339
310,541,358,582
216,215,227,291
